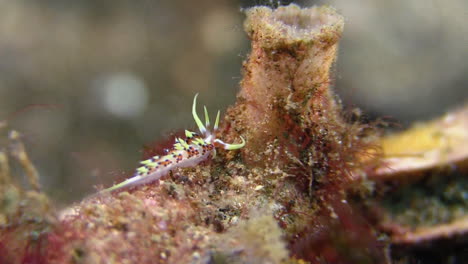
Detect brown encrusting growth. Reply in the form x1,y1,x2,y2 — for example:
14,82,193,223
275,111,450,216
224,4,378,201
230,5,345,159
220,5,385,262
0,3,466,264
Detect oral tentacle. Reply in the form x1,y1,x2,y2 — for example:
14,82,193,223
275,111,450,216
214,136,246,150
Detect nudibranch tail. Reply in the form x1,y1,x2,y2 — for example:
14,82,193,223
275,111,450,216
101,93,245,193
101,175,143,193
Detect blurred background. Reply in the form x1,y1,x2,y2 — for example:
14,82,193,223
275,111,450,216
0,0,466,204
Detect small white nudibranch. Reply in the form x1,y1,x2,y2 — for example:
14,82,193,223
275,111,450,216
101,94,245,193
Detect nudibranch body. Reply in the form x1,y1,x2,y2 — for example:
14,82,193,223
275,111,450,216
101,94,245,193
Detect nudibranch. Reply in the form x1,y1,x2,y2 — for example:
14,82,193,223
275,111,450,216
101,94,245,193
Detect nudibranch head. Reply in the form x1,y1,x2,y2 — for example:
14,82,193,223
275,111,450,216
192,93,245,150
